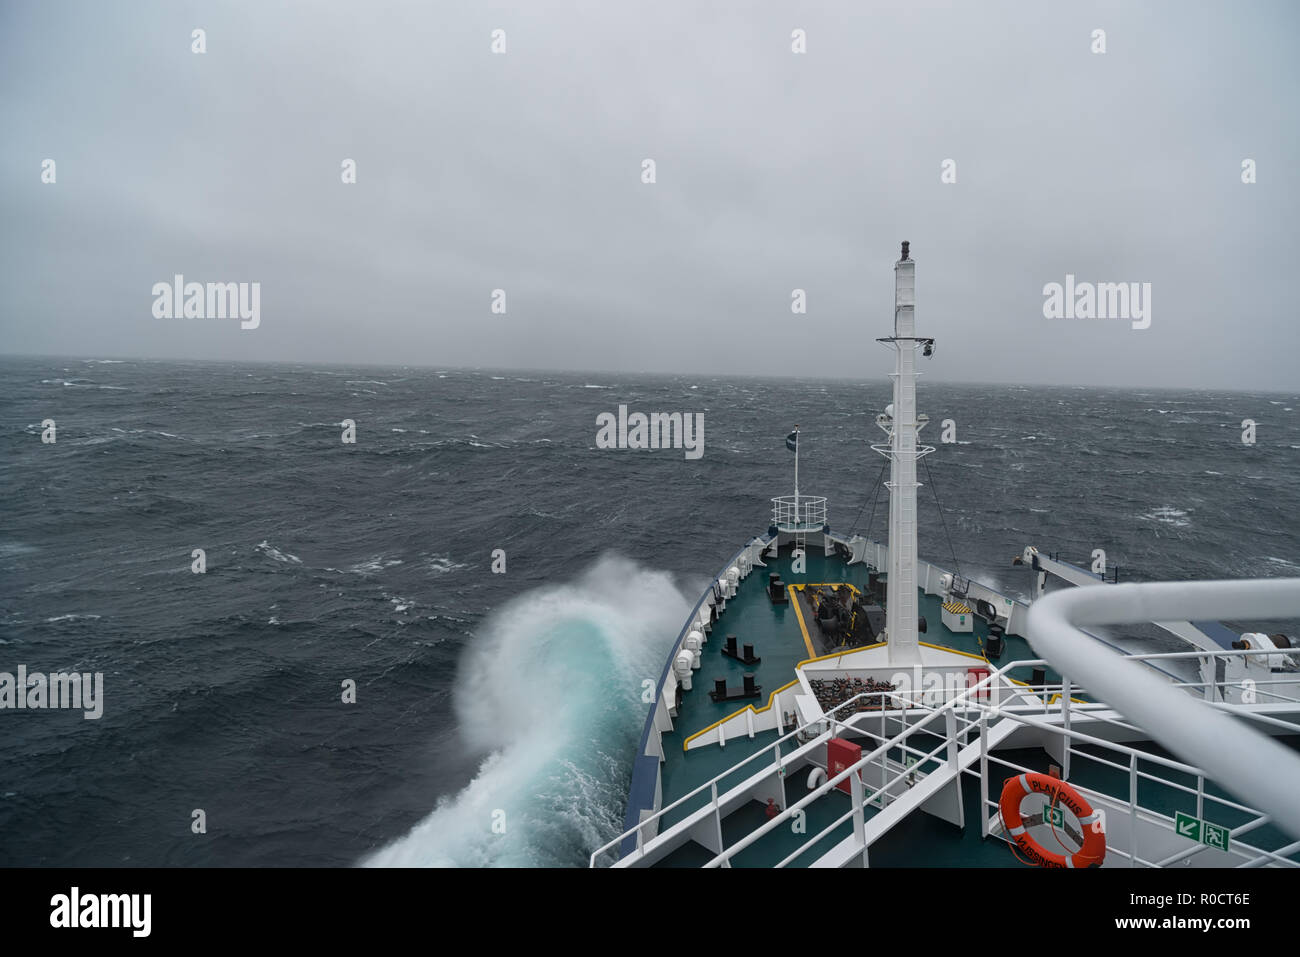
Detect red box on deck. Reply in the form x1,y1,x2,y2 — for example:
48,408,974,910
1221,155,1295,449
827,737,861,795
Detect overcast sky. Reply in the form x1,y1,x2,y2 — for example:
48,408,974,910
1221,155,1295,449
2,1,1297,390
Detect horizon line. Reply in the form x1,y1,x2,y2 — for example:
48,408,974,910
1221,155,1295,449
1,349,1295,397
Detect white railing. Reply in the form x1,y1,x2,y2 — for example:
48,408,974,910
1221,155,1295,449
593,585,1300,867
587,682,978,867
1026,578,1300,839
590,667,1021,867
973,699,1300,869
698,650,1300,869
771,494,827,531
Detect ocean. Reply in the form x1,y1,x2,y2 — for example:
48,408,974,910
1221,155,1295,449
1,355,1297,866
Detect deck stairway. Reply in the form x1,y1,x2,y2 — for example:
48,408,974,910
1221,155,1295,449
593,577,1300,868
806,716,1021,867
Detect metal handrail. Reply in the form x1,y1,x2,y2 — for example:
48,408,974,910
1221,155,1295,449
764,684,1300,869
588,682,948,866
699,671,1018,867
702,672,1215,870
978,745,1300,868
771,494,827,529
1025,578,1300,839
596,616,1300,866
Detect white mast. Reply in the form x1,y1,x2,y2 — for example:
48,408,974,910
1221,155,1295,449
873,241,935,665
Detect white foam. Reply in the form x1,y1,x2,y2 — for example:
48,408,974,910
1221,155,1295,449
1142,506,1191,528
364,554,691,867
426,555,469,576
347,556,403,575
256,541,302,564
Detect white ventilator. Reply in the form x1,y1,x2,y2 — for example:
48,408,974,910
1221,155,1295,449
673,651,694,690
684,631,703,668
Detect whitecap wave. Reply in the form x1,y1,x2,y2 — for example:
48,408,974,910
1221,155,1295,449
1142,506,1191,528
426,555,469,576
256,541,302,564
347,556,403,575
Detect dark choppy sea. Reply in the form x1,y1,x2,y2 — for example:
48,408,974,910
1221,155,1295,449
1,356,1297,866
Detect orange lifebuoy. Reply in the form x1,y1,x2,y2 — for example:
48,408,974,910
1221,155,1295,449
999,772,1105,868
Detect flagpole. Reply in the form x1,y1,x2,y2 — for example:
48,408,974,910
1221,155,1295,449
794,425,799,505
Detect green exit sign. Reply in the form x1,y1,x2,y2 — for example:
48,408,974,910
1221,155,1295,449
1203,821,1230,851
1175,811,1230,852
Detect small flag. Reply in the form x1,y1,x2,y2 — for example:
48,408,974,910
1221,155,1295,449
785,429,799,452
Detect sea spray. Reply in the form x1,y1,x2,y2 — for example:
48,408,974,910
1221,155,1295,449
364,554,692,867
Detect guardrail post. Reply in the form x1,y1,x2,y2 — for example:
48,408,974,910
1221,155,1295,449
1062,676,1072,780
851,764,867,850
880,705,888,806
979,711,990,838
1129,752,1138,868
712,781,729,868
945,707,958,770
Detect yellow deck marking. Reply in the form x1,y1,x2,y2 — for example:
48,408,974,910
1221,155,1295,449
680,642,892,750
919,641,989,664
681,679,801,749
680,584,1085,749
787,583,862,659
789,585,816,658
681,581,885,751
683,581,1028,750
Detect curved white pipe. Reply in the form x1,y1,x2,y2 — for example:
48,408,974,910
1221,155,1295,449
1025,578,1300,839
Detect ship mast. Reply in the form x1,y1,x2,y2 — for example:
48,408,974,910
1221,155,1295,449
873,241,935,665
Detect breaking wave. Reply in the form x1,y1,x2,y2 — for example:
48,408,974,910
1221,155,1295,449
364,554,691,867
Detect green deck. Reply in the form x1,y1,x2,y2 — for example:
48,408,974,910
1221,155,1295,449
658,739,1300,868
658,544,1059,830
646,542,1299,867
